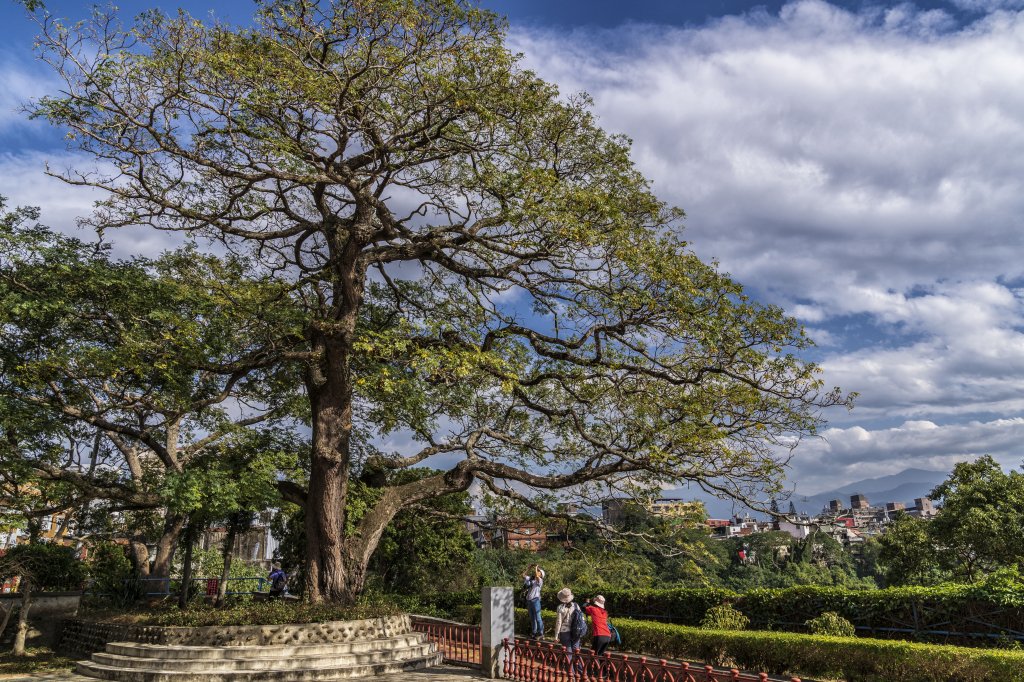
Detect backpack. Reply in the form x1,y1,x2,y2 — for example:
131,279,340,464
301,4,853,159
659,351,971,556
271,571,287,591
569,603,588,641
607,619,622,645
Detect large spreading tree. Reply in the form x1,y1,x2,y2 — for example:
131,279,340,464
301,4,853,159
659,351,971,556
29,0,849,603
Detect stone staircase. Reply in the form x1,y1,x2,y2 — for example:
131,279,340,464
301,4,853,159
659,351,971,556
74,617,442,682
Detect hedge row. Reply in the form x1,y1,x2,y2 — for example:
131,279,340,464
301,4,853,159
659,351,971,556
556,584,1024,644
513,609,1024,682
432,582,1024,645
611,617,1024,682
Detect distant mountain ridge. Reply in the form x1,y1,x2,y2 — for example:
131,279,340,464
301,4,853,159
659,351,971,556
665,467,950,520
789,468,949,516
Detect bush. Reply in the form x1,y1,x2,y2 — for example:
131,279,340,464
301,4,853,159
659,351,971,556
581,583,1024,646
700,604,749,630
806,611,856,637
510,609,1024,680
549,587,734,626
87,543,136,607
603,616,1024,681
0,543,87,592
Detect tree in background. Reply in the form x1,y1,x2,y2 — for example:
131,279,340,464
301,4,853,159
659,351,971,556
0,215,304,582
874,513,947,586
367,471,477,597
927,456,1024,582
160,434,298,605
0,543,86,655
31,0,849,603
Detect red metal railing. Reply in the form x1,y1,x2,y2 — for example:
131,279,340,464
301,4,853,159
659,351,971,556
411,615,482,666
501,638,801,682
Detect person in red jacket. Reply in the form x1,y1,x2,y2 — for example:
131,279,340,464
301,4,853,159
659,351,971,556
584,595,612,655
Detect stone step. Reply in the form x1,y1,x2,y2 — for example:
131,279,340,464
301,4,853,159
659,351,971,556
90,642,437,671
76,652,443,682
104,634,428,660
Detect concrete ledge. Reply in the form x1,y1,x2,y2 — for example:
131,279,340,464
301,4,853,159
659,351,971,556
60,615,412,658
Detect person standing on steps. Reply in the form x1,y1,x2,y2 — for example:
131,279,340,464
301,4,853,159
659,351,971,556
584,595,612,656
522,564,545,638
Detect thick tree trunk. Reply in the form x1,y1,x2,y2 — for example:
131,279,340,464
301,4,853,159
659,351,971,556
12,579,31,656
304,372,352,604
215,524,237,607
178,523,197,608
127,538,151,578
152,514,185,582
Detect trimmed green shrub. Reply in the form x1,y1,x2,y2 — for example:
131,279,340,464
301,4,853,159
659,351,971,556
509,609,1024,681
605,617,1024,681
806,611,856,637
700,605,749,630
547,587,733,626
568,581,1024,646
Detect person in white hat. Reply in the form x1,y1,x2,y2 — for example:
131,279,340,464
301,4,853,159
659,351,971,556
584,595,613,655
553,587,585,668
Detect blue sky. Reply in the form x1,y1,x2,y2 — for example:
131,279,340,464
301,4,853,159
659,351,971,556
3,0,1024,495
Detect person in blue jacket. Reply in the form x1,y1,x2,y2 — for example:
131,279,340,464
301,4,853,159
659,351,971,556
268,563,287,598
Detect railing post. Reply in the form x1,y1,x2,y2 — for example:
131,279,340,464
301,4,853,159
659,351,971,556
482,586,514,678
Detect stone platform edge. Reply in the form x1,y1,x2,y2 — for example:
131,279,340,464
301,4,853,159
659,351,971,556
58,614,412,658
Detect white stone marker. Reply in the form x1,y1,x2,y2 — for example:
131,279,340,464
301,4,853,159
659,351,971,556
481,586,514,678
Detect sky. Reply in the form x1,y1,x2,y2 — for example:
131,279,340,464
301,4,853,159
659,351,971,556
1,0,1024,495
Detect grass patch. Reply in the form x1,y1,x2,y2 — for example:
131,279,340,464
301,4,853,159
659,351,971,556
0,647,76,678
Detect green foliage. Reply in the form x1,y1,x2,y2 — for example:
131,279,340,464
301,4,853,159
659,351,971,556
0,543,86,592
471,548,534,588
805,611,856,637
87,543,136,606
928,456,1024,581
530,582,1024,645
533,553,659,598
512,609,1024,680
366,470,478,596
608,617,1024,682
700,604,749,630
542,586,736,626
269,504,305,591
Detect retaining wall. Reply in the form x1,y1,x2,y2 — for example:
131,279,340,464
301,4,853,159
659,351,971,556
0,591,82,649
59,614,412,657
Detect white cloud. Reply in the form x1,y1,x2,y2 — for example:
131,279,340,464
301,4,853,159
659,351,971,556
795,417,1024,491
510,1,1024,485
951,0,1024,10
0,55,60,134
0,151,185,258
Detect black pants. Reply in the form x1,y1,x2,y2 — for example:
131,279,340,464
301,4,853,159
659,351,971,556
269,589,284,598
592,635,611,656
